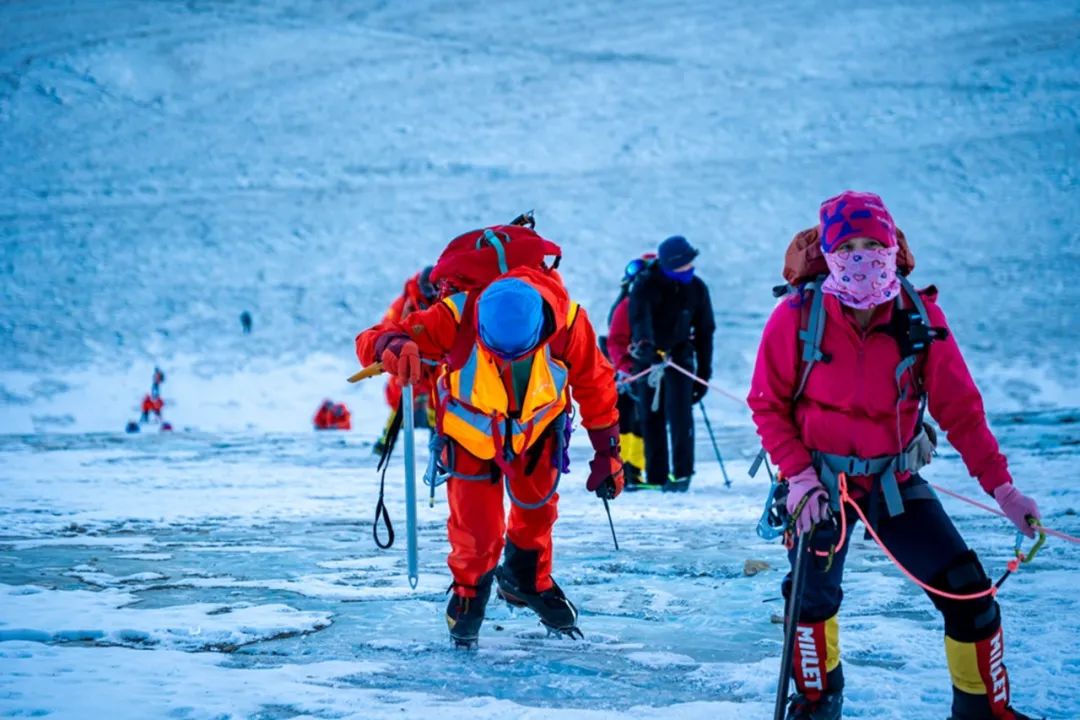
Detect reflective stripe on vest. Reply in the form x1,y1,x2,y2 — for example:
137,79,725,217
438,343,569,461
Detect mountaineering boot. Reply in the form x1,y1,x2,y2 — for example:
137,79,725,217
495,541,582,638
946,627,1041,719
624,465,664,491
662,475,692,493
949,688,1039,720
785,689,843,719
445,570,494,649
789,617,844,719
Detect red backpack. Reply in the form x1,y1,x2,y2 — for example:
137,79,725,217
429,214,567,370
429,219,562,293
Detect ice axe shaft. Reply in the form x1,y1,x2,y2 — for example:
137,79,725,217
402,383,419,589
347,362,384,383
774,529,812,720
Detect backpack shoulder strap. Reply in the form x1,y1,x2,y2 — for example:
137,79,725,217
897,276,930,325
793,277,828,401
549,301,581,358
566,301,581,328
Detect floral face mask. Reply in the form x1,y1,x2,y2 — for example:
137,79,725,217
820,246,900,309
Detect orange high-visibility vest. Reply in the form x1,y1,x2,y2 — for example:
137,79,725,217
437,292,577,461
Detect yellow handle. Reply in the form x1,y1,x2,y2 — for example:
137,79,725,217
347,362,384,383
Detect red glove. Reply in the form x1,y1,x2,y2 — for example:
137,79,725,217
380,338,421,386
586,425,624,499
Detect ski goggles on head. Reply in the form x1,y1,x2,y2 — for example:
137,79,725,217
623,258,647,281
418,278,437,301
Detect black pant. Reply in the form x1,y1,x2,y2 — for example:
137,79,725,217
636,361,694,482
616,389,640,437
784,481,999,642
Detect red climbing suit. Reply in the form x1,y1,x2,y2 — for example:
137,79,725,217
356,266,617,596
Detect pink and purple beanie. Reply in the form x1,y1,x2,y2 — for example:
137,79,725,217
819,191,897,253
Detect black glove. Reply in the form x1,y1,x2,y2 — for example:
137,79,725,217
691,382,708,404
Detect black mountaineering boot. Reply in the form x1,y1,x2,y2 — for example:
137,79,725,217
495,541,582,639
445,570,494,649
950,687,1040,720
662,475,692,493
786,689,843,719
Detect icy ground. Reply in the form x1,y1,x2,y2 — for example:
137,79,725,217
2,0,1080,718
1,410,1079,719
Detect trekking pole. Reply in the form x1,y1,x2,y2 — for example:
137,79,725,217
697,403,731,488
402,383,419,589
601,496,620,551
774,528,813,720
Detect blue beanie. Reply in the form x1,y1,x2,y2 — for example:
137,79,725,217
657,235,699,271
477,278,545,358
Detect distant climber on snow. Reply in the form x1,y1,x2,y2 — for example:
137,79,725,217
151,366,165,400
140,393,164,423
313,400,351,431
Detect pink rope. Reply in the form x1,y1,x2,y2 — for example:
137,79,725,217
616,365,657,385
931,482,1080,545
662,359,746,404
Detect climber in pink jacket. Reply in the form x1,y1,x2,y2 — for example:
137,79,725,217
748,191,1039,720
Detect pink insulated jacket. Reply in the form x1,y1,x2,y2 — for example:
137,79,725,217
748,288,1012,498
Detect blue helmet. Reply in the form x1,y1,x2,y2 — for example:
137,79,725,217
477,278,545,358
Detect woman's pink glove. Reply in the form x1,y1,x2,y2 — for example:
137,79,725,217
993,484,1041,538
786,467,830,536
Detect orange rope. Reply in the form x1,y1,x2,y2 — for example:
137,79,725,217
836,473,1003,601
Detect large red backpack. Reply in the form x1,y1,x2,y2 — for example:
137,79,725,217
430,215,568,370
429,221,562,291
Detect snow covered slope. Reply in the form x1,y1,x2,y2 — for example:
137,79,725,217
2,0,1079,432
1,2,1079,719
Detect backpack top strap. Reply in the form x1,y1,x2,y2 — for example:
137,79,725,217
793,277,828,401
477,229,510,275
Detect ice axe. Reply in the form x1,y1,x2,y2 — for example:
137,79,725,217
347,361,419,588
774,527,813,720
347,362,384,383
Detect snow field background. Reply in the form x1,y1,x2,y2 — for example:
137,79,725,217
1,1,1079,718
